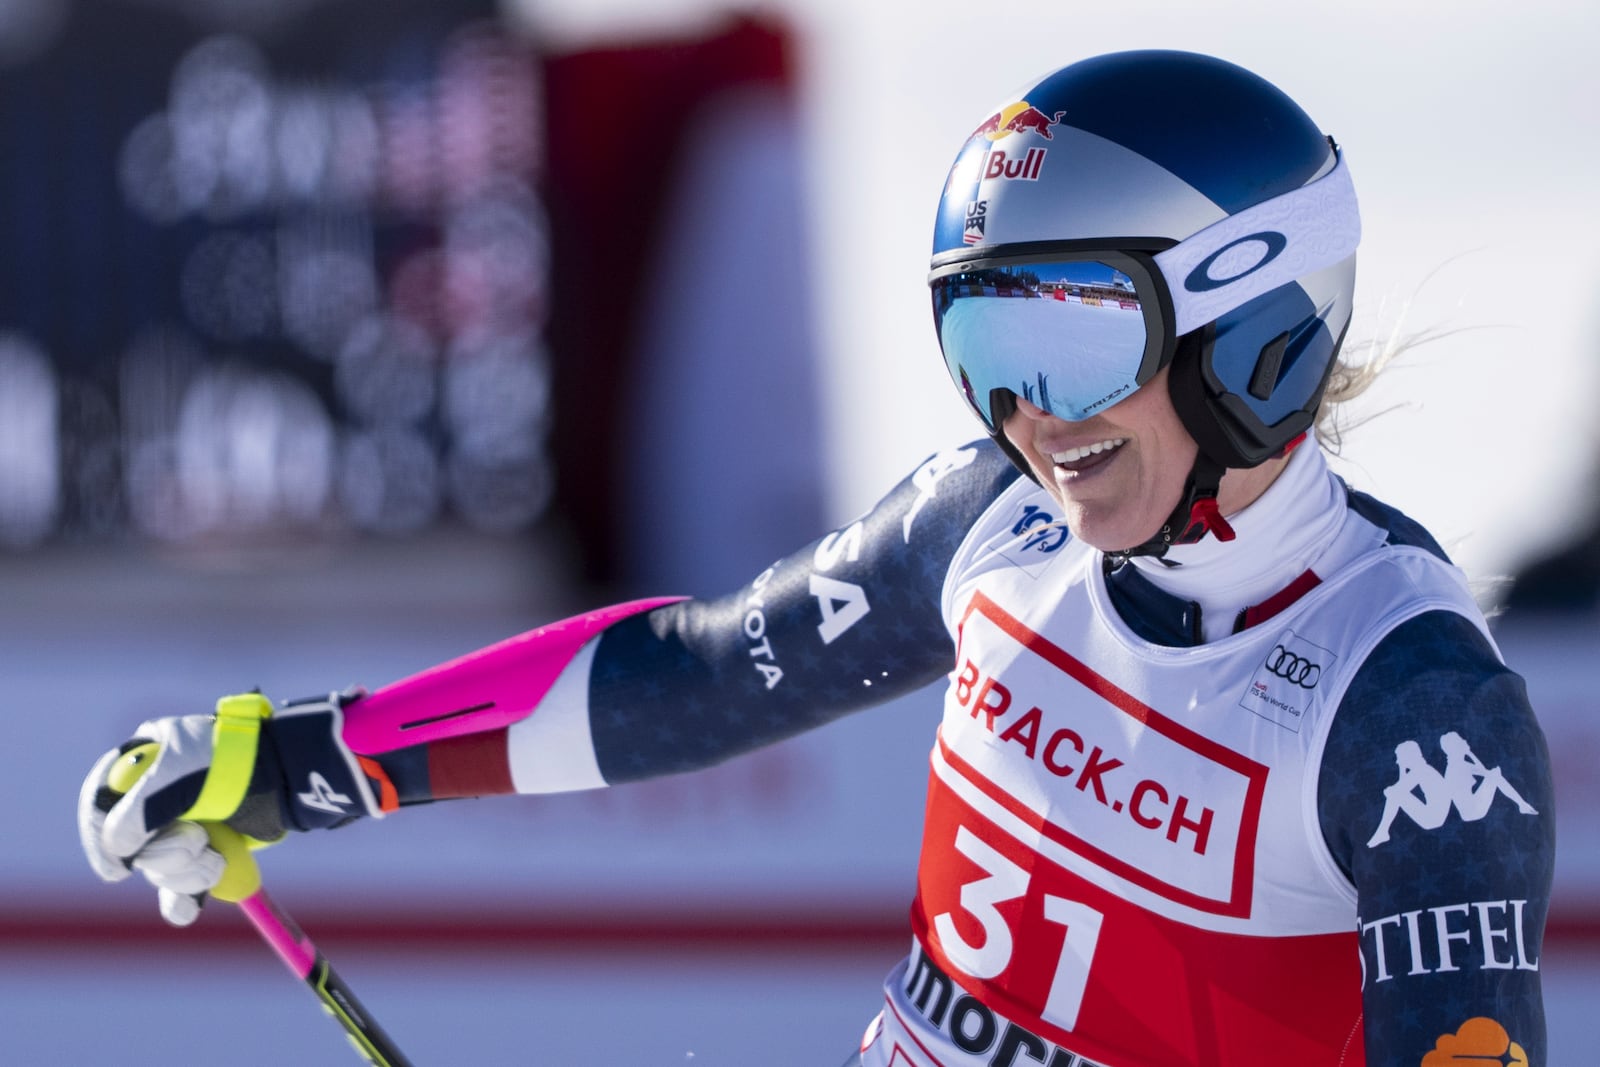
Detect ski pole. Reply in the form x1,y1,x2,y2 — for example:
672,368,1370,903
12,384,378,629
106,745,416,1067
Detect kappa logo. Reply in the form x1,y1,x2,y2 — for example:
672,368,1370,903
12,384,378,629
298,771,353,815
902,447,979,544
1367,731,1538,848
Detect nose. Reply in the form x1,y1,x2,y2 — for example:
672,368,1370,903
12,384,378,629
1011,394,1052,421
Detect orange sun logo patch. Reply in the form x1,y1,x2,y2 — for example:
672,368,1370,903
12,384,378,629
1421,1017,1528,1066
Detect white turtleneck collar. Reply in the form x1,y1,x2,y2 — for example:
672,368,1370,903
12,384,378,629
1127,443,1346,643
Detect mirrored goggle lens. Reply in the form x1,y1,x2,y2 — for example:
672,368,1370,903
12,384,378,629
931,259,1155,427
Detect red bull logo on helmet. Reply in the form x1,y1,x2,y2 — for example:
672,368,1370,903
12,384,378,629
948,100,1066,193
967,102,1068,143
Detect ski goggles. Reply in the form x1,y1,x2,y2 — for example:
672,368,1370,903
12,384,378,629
929,146,1359,428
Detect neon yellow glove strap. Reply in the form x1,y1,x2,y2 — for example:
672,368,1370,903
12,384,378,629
181,692,274,823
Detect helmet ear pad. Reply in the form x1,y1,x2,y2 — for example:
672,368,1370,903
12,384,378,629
1167,275,1350,470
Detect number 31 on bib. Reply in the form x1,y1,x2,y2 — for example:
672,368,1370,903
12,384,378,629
933,826,1105,1031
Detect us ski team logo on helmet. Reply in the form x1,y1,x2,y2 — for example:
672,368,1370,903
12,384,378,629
963,199,987,244
947,101,1065,191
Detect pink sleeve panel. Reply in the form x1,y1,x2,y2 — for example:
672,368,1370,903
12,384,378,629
341,597,685,755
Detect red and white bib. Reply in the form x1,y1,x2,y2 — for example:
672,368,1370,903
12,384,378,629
862,479,1490,1067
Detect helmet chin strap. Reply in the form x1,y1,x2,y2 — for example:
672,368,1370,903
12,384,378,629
1105,451,1236,564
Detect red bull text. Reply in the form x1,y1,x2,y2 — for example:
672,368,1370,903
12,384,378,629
949,100,1065,191
983,147,1045,181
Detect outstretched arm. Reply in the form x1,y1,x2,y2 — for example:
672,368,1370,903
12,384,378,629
80,441,1024,921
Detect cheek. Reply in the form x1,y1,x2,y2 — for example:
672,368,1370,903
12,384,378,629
1145,440,1195,495
1000,417,1051,479
1128,396,1198,489
999,410,1029,449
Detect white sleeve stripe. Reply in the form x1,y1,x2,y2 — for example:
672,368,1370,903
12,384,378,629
506,636,606,793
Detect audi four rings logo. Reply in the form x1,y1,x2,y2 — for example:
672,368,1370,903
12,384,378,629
1266,645,1321,687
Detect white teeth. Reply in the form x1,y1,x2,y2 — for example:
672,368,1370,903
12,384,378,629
1050,438,1126,464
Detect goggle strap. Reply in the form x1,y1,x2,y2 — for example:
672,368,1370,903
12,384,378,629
1155,147,1360,337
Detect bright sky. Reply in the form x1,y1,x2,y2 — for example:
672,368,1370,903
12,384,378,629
514,0,1600,588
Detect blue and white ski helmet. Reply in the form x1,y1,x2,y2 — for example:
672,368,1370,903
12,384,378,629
929,50,1360,470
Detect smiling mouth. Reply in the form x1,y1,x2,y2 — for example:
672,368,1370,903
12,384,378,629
1049,437,1126,473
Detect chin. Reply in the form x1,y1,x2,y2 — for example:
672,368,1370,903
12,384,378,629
1030,461,1164,554
1075,527,1155,554
1056,500,1164,554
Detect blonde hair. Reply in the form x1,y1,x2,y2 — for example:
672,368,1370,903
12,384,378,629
1314,261,1489,454
1313,331,1401,454
1311,277,1515,610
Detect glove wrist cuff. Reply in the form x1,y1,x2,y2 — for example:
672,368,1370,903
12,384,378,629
181,692,273,823
274,691,386,829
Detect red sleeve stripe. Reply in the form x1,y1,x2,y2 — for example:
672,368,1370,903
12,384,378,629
427,728,515,798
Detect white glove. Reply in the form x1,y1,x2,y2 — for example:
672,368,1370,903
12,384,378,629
133,822,227,927
77,716,229,926
79,716,216,870
79,693,382,926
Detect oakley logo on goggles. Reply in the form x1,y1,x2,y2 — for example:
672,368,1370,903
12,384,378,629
930,147,1359,428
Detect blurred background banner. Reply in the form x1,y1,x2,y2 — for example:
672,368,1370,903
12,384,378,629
2,1,1597,1064
0,0,824,587
0,0,550,551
